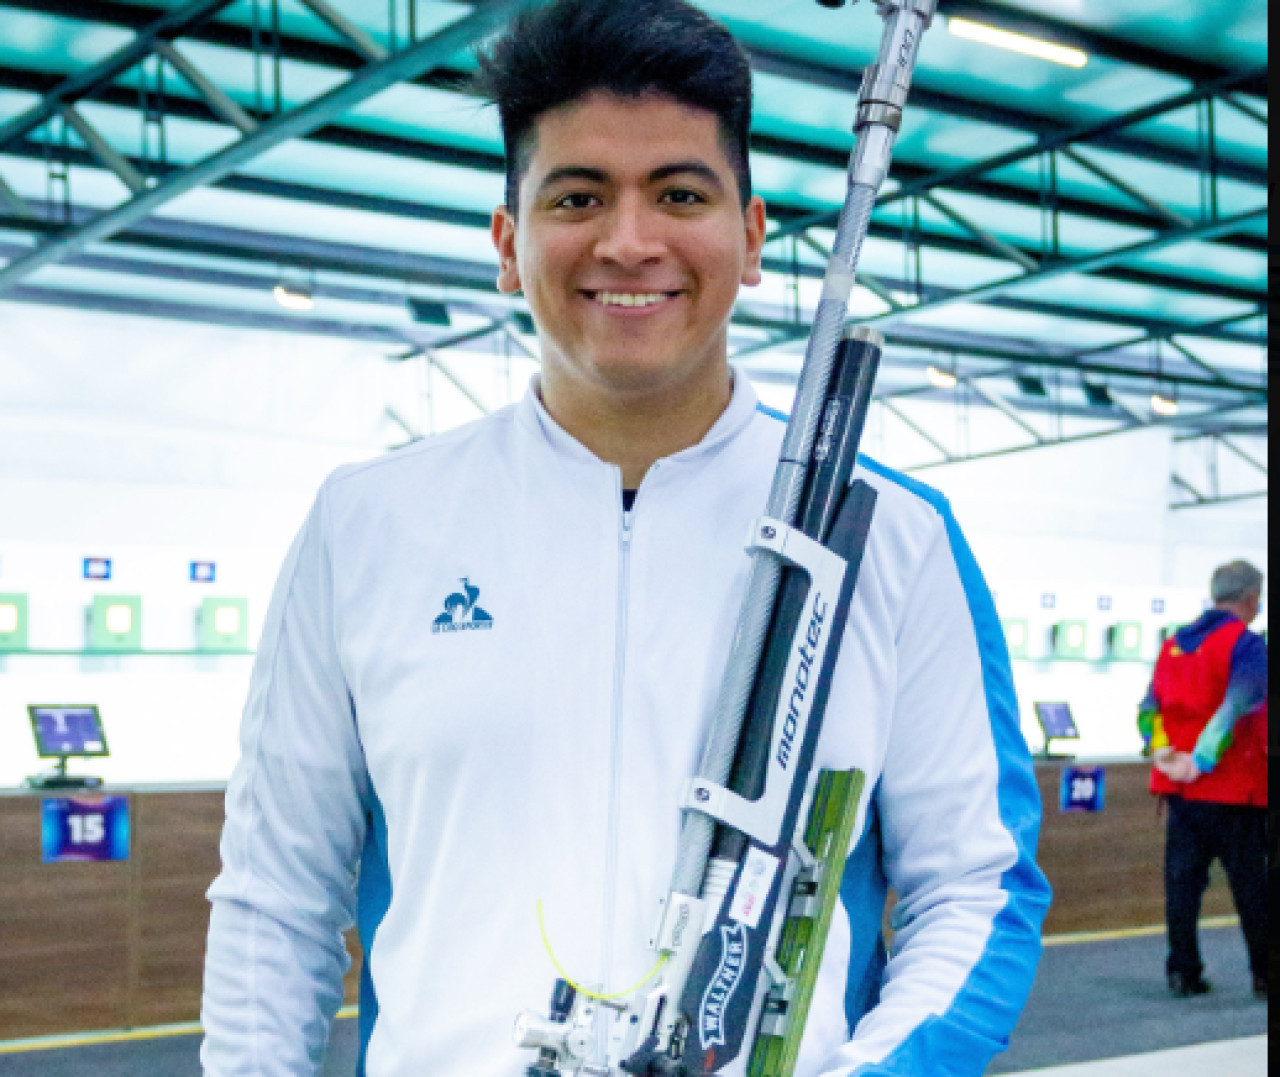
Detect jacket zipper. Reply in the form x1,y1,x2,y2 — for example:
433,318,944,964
598,482,634,1059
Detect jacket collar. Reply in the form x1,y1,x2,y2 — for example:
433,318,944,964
1174,608,1239,654
515,366,762,470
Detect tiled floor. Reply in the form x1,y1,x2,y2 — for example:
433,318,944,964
1004,1036,1267,1077
988,921,1265,1072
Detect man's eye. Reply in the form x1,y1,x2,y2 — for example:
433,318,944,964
662,189,707,206
554,192,599,210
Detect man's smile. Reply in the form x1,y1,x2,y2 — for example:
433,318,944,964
582,289,685,312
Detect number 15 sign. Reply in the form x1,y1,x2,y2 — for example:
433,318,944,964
42,796,130,862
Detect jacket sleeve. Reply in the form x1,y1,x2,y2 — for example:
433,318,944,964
201,482,371,1076
1193,630,1269,772
1137,679,1162,755
821,506,1050,1076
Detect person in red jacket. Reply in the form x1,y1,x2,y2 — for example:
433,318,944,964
1138,560,1268,999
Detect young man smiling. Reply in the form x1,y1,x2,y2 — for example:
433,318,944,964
490,89,766,490
201,2,1048,1075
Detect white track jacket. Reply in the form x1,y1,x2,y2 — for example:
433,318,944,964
201,374,1049,1077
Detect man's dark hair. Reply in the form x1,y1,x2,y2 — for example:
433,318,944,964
474,0,754,213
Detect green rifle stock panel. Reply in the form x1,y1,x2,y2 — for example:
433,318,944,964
749,768,865,1077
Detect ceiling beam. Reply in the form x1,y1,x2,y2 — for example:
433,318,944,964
746,48,1265,189
734,308,1263,398
859,207,1266,332
0,57,1264,261
0,0,548,296
905,400,1262,472
1,0,1265,191
0,0,235,154
4,129,1264,315
770,65,1267,241
1170,489,1267,510
1,213,1262,405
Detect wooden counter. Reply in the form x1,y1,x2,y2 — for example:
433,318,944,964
0,762,1239,1040
0,788,359,1041
1035,759,1234,935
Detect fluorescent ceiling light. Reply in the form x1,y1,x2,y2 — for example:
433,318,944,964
948,17,1089,68
273,283,314,312
1150,392,1179,417
927,365,958,390
0,603,18,633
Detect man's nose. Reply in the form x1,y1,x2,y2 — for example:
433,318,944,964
594,195,665,268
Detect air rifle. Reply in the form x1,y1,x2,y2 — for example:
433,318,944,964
516,2,937,1072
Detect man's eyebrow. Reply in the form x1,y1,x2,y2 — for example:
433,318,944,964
535,161,726,196
536,165,609,194
650,161,724,190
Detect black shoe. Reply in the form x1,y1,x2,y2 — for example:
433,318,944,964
1252,975,1267,1000
1167,971,1212,997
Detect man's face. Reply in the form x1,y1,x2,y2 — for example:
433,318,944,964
491,92,766,400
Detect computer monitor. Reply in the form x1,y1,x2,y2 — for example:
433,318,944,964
1033,702,1080,759
26,705,108,789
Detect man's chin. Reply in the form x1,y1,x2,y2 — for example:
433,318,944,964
591,362,717,401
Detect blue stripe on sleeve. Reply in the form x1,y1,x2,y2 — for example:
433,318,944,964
850,455,1051,1076
757,402,790,423
356,792,392,1077
841,795,889,1031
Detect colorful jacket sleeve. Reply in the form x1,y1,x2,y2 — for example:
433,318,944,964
201,483,371,1076
1193,631,1269,773
818,473,1051,1076
1136,681,1165,755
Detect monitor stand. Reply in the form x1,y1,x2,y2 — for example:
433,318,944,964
24,758,103,790
1036,737,1076,762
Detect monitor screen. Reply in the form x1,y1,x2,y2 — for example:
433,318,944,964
1034,702,1079,740
28,705,109,758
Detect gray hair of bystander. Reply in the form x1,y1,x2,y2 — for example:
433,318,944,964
1210,559,1264,604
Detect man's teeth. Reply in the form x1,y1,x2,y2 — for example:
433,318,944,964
596,292,670,308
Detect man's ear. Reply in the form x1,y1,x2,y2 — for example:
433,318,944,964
491,205,522,294
741,195,767,288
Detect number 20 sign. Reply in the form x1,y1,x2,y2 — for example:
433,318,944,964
1060,766,1105,814
42,796,130,862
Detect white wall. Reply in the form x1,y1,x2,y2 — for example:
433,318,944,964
0,302,537,786
894,411,1267,759
0,303,1267,785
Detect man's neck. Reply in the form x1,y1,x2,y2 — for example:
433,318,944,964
540,364,734,489
1216,598,1257,625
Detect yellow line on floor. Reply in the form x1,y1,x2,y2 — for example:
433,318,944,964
0,1006,357,1055
1042,915,1238,948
